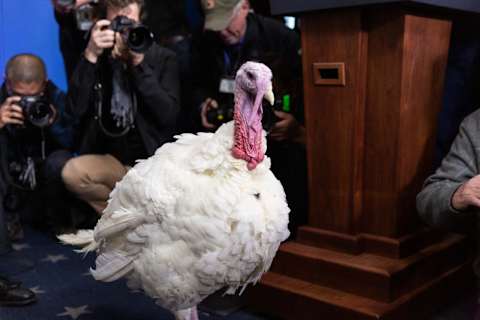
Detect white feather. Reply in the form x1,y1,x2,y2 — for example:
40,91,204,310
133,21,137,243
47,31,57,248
59,120,290,314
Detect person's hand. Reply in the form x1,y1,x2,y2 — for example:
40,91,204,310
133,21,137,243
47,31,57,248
451,175,480,211
112,33,145,66
84,20,114,63
200,98,219,130
0,97,24,129
269,111,305,144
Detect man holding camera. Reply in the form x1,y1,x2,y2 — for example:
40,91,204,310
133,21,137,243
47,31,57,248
192,0,308,233
193,0,305,143
52,0,99,81
0,54,75,305
0,54,75,234
62,0,180,214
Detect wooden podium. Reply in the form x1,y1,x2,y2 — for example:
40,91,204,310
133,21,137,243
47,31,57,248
247,1,480,319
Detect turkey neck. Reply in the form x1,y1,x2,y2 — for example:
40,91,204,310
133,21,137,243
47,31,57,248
231,86,264,170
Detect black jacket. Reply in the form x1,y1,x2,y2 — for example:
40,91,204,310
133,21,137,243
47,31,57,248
68,44,180,161
191,13,303,122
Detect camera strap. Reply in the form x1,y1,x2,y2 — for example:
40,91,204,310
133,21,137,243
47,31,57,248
93,81,137,138
18,157,36,191
40,128,46,160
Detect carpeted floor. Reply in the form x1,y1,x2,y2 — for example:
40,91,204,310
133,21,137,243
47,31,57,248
0,227,268,320
0,227,476,320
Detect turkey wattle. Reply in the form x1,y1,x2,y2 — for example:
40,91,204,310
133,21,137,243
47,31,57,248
59,61,290,320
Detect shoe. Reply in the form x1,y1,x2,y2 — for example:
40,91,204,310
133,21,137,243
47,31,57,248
0,276,21,289
0,281,36,306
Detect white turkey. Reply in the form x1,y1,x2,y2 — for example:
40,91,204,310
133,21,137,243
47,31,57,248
59,61,290,320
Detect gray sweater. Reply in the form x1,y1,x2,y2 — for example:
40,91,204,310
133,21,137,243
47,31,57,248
417,110,480,229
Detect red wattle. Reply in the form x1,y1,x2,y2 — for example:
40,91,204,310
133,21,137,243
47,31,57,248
232,108,264,170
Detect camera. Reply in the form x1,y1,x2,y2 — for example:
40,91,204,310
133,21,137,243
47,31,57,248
56,0,76,9
206,97,235,128
18,95,55,128
55,0,99,31
206,94,291,131
110,15,154,53
75,1,99,31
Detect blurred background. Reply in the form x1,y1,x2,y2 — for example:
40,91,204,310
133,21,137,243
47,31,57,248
0,0,75,91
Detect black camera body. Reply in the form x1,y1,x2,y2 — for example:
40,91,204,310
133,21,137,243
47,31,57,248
206,95,289,132
206,101,235,128
110,15,154,53
18,95,55,128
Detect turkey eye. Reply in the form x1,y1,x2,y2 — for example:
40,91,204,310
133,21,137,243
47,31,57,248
254,193,260,199
246,71,255,80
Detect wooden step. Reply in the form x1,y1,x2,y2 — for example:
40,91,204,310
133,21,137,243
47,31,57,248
296,226,444,258
270,234,469,302
247,260,474,320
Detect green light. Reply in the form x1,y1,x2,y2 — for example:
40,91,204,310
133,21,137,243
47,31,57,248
283,95,291,112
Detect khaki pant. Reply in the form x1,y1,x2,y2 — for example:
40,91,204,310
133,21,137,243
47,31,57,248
62,154,129,214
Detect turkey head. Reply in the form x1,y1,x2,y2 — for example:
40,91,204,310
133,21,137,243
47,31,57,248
231,61,274,170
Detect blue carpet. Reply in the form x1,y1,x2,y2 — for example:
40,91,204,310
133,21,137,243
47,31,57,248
0,228,269,320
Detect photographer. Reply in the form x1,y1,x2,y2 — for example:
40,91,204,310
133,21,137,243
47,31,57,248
62,0,180,214
193,0,305,143
0,54,75,235
52,0,100,81
192,0,307,233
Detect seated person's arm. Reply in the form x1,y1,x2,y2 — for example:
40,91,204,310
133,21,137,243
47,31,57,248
417,114,480,228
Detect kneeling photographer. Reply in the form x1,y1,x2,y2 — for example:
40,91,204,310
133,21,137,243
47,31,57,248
63,0,180,215
0,54,75,237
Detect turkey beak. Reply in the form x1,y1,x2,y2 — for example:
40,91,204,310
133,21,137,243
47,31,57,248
249,83,274,125
264,86,274,106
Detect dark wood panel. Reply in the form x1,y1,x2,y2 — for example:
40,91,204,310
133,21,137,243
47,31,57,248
362,9,404,236
362,10,451,237
395,14,451,232
302,10,367,234
258,4,470,319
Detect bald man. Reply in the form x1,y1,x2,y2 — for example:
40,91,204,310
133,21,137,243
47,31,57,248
0,53,76,236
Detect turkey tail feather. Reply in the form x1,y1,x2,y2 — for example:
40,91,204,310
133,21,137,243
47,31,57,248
57,230,98,253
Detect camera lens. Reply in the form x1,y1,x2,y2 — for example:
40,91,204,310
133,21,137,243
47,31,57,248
128,26,153,53
28,102,52,128
29,101,50,119
19,96,54,128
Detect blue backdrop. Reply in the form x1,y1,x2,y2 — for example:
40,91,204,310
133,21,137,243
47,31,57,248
0,0,67,90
